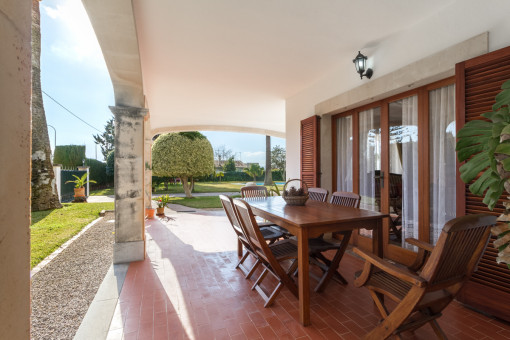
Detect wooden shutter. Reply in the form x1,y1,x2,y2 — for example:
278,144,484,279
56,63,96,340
456,46,510,322
300,115,320,188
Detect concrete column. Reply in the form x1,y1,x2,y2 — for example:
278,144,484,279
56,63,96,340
110,106,148,263
0,0,32,338
143,114,153,210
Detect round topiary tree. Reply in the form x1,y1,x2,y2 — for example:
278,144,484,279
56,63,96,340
152,132,214,198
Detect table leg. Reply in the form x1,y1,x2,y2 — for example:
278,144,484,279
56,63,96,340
298,228,310,326
372,218,384,303
374,218,383,257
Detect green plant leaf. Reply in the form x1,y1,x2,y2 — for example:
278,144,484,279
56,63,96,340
493,122,507,137
457,120,493,138
482,110,510,123
488,137,501,159
500,124,510,136
502,157,510,171
459,152,491,183
494,143,510,155
455,135,490,152
456,144,486,162
482,179,505,210
469,170,496,196
493,88,510,111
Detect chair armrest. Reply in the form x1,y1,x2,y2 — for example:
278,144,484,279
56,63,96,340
406,238,434,272
353,248,426,287
405,238,434,252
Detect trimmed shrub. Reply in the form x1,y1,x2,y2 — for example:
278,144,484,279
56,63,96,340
271,169,284,181
84,158,113,186
53,145,86,167
106,150,114,176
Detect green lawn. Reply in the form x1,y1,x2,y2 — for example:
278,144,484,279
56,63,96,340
90,181,283,196
166,196,223,209
30,202,114,268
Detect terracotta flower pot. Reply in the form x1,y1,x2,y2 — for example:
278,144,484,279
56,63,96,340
146,208,155,219
74,187,85,197
156,207,165,215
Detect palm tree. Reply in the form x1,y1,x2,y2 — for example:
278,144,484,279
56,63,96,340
31,0,61,211
264,135,273,185
244,164,264,181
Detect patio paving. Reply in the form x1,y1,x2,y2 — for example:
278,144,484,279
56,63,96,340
104,208,510,340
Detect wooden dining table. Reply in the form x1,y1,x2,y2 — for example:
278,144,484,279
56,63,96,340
245,196,388,326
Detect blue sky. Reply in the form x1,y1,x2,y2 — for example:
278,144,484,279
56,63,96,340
40,0,285,166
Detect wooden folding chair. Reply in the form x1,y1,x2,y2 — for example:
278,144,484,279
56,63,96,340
308,191,361,292
308,187,329,202
233,198,299,307
241,185,269,198
241,185,291,236
220,195,282,279
354,214,496,340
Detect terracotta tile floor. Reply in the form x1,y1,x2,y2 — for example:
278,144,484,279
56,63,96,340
106,210,510,340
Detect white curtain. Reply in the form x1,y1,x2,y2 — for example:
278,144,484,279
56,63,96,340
401,96,419,249
336,115,353,192
359,108,381,237
429,85,456,245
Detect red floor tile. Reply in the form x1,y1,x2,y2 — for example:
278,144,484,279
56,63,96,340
104,210,510,339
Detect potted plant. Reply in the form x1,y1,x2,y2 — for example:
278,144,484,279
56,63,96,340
65,173,96,203
456,79,510,268
153,194,171,215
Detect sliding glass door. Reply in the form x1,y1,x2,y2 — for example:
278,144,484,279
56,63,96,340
332,78,457,262
388,96,418,250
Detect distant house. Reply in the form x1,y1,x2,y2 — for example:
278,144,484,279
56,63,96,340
214,160,258,173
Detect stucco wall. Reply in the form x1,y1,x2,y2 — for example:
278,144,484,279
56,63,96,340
0,0,32,338
285,2,510,190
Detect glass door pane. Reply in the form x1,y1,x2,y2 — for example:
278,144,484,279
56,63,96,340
359,107,381,221
389,96,418,249
429,85,456,245
336,115,353,192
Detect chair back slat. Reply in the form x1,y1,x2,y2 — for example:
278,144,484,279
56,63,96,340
420,214,496,287
233,199,270,262
330,191,361,208
219,195,244,238
308,188,328,202
241,185,268,198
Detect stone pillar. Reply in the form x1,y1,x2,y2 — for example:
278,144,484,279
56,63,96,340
110,106,148,263
143,114,153,210
0,0,32,338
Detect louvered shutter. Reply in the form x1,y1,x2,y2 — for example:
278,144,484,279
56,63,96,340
300,115,320,188
456,46,510,322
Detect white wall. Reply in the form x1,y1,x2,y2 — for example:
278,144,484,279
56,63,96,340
285,0,510,184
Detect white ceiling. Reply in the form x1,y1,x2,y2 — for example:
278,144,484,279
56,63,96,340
129,0,457,136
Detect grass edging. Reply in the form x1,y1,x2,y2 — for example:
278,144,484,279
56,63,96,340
30,216,103,277
31,202,115,268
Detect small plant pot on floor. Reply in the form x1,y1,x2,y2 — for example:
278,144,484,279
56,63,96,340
73,187,87,203
146,208,155,219
156,207,165,216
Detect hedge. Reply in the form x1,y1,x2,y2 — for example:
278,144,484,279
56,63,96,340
84,158,113,186
53,145,86,167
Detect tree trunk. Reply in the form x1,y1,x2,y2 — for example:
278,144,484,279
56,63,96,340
190,177,195,192
181,176,193,198
31,0,61,211
264,135,273,185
